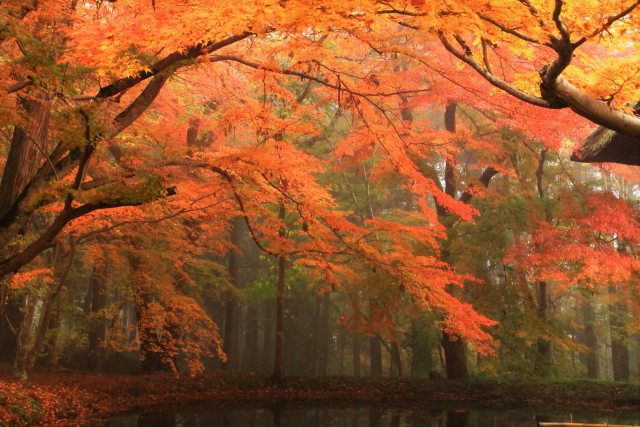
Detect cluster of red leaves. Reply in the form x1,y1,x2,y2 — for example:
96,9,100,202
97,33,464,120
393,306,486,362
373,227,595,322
0,378,93,425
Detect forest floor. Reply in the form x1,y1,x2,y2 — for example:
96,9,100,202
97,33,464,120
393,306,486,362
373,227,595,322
0,369,639,425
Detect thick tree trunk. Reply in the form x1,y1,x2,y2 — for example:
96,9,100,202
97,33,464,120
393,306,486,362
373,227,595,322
129,251,174,373
0,96,50,224
390,341,403,377
441,331,468,379
0,297,23,364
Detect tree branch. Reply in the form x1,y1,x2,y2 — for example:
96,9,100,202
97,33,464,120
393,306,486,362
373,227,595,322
95,32,253,99
573,0,640,48
477,13,541,44
438,32,555,108
209,55,430,98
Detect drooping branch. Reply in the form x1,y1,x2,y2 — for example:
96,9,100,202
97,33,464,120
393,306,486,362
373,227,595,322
0,189,175,278
476,13,541,44
208,55,430,98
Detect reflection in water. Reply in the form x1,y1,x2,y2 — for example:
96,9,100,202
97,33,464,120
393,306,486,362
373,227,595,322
446,409,468,427
104,405,640,427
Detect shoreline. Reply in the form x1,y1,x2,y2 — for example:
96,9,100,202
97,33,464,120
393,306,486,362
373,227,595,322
1,372,639,424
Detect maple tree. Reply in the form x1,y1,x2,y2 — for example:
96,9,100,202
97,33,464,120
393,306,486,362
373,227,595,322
1,0,640,392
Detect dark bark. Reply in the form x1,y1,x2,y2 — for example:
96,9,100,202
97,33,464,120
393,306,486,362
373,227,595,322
88,255,108,371
261,300,274,374
441,330,468,379
535,280,552,376
369,334,382,377
581,296,598,379
128,250,174,373
410,319,432,377
390,341,404,377
353,332,361,377
609,284,630,382
534,150,552,377
222,218,242,370
438,102,470,379
0,297,23,364
242,303,259,371
270,204,286,382
316,292,330,376
0,96,51,225
447,410,469,427
96,33,252,99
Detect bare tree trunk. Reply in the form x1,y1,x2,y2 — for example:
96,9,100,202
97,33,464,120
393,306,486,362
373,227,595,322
13,295,37,381
441,331,468,379
581,296,598,379
369,334,382,377
353,332,361,377
535,280,552,376
222,218,241,370
609,284,630,382
271,204,286,382
390,341,403,377
243,303,259,372
410,318,433,377
317,292,330,376
88,253,107,371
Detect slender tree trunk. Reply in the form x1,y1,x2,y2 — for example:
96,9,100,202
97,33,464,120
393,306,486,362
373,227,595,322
88,254,107,371
13,295,37,380
390,341,403,377
311,295,320,374
438,103,470,379
609,284,629,381
222,218,242,370
535,280,552,376
581,296,598,379
411,318,432,377
27,244,75,372
271,204,286,382
243,303,259,372
262,300,274,374
353,332,361,377
317,291,330,376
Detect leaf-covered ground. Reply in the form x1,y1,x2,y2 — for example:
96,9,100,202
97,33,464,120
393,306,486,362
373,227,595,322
1,370,639,425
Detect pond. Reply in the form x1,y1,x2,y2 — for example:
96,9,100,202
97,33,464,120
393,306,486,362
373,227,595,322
104,405,640,426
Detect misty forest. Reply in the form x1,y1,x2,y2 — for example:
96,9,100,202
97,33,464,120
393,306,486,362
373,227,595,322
3,0,640,425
